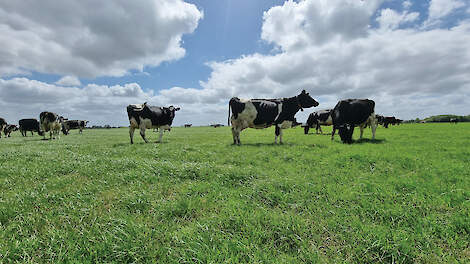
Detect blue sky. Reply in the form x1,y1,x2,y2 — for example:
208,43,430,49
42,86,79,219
1,0,469,126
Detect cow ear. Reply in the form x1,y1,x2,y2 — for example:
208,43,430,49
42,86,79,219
301,90,306,94
175,107,181,111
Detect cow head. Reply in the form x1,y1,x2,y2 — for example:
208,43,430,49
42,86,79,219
297,90,319,110
168,106,180,117
338,125,354,144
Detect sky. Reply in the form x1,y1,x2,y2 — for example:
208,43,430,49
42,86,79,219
1,0,469,126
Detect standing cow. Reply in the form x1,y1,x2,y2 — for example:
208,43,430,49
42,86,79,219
228,90,319,145
62,120,89,135
331,99,377,144
4,124,18,137
19,119,44,136
127,103,180,144
304,109,332,134
40,112,63,140
0,118,6,139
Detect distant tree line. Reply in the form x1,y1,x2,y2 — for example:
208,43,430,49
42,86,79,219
404,115,470,123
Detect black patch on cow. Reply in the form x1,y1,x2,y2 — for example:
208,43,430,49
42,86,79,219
252,100,279,126
228,97,245,121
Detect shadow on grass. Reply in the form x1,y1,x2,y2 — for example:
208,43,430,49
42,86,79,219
230,142,298,147
353,138,386,144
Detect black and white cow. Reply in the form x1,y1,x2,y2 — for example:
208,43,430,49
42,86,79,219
127,103,180,144
0,118,6,139
304,109,333,134
4,124,18,137
40,112,63,140
331,99,377,144
450,118,458,124
228,90,319,145
19,119,44,136
184,124,192,128
62,120,89,135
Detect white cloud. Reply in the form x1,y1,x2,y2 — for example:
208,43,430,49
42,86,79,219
0,0,202,78
426,0,465,26
403,1,412,10
376,8,419,31
55,76,81,86
2,0,470,127
150,0,470,122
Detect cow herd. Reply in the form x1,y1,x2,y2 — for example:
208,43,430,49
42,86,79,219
1,90,402,145
0,113,88,140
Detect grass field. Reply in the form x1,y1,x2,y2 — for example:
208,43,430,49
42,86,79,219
0,123,469,263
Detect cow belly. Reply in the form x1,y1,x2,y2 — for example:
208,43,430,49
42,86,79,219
279,120,293,129
319,116,333,126
141,118,168,129
232,102,258,128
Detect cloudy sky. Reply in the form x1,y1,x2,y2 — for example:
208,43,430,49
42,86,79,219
1,0,469,126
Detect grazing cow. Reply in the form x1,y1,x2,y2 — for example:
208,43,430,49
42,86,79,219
19,119,44,136
4,124,18,137
0,118,6,138
62,120,88,135
211,124,224,128
331,99,377,144
228,90,319,145
184,124,192,128
40,112,63,140
127,102,180,144
450,118,458,124
304,109,333,134
383,116,398,128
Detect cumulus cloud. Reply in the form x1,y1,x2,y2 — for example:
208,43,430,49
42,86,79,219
55,76,81,86
0,0,202,78
2,0,470,127
156,0,470,122
428,0,465,21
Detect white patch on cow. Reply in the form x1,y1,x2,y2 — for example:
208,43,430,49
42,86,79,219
359,112,377,140
279,120,293,129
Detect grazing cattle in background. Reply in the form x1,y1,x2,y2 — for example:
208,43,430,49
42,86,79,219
383,116,398,128
184,124,192,128
40,112,63,140
4,124,18,137
211,124,224,128
19,119,44,136
62,120,88,135
228,90,319,145
127,102,180,144
331,99,377,144
450,118,458,124
303,109,332,134
375,115,384,126
0,118,6,138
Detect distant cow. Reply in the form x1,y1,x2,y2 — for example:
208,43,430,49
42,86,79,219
450,118,458,124
0,118,6,138
228,90,319,145
4,124,18,137
62,120,88,135
304,109,332,134
127,102,180,144
211,124,224,128
40,112,63,140
383,116,397,128
19,119,44,136
331,99,377,144
184,124,192,128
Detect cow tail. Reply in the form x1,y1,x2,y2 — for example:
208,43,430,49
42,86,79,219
228,101,231,126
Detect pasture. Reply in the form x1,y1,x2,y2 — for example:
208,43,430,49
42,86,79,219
0,124,469,263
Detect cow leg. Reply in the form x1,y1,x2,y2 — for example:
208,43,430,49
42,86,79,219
139,126,148,143
331,126,336,140
359,124,365,139
129,126,135,144
275,125,280,144
371,116,377,140
279,127,284,144
318,124,323,134
231,127,237,144
304,126,309,134
157,129,163,143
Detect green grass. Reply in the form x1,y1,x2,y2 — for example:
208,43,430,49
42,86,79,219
1,124,469,263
